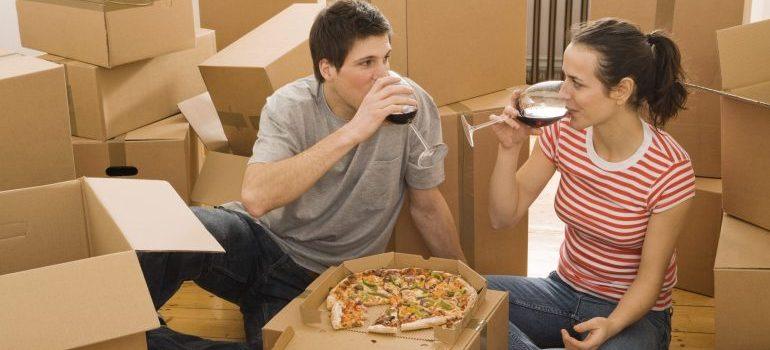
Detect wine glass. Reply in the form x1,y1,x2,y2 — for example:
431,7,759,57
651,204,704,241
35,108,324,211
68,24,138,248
461,80,568,147
387,71,448,168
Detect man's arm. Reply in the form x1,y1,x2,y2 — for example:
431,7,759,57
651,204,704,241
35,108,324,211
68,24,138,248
241,128,358,217
408,186,467,262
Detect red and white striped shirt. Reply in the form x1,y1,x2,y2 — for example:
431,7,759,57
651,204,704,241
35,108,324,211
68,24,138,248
539,119,695,310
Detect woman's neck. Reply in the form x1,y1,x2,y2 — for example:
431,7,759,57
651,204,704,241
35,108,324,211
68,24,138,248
591,109,645,163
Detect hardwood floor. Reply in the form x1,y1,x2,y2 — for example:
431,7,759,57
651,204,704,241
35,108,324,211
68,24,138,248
159,282,715,349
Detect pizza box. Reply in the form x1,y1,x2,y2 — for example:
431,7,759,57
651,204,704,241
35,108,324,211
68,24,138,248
0,178,224,350
270,253,486,347
264,287,509,350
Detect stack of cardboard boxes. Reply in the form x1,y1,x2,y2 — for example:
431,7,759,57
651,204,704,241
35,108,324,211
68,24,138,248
14,0,217,204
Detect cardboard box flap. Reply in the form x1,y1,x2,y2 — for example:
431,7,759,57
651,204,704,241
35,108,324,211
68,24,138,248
695,177,722,194
191,151,249,206
0,251,159,350
717,19,770,92
0,54,61,81
715,215,770,270
125,114,189,141
83,177,224,252
202,3,323,68
178,92,232,153
685,83,770,109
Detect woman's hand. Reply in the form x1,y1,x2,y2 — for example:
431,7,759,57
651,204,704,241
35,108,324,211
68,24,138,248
561,317,620,350
490,90,541,149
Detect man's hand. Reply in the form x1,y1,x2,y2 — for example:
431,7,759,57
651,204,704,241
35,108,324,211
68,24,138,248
344,75,417,143
561,317,619,350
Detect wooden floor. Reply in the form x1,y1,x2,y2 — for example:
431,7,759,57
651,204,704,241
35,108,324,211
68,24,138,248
160,282,715,349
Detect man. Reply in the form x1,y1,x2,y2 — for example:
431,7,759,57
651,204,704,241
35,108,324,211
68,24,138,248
141,1,465,349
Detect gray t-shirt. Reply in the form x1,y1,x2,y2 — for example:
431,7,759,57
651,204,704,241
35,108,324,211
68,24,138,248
230,75,445,273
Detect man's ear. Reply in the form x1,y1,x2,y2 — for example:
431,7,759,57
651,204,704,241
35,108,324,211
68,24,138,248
610,77,635,105
319,58,336,82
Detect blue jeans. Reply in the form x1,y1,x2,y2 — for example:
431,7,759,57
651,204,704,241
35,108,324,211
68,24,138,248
139,207,319,350
486,272,671,350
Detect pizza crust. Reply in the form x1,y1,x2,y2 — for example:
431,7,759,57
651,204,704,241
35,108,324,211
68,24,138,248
330,301,344,330
368,324,398,334
400,316,448,331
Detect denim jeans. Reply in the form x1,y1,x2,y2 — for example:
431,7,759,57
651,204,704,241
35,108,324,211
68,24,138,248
139,207,319,350
486,272,671,350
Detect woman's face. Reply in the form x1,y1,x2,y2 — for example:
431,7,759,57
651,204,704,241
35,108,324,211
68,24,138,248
559,43,624,130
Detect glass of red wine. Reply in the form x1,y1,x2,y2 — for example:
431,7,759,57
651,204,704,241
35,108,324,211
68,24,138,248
461,80,567,147
386,71,448,168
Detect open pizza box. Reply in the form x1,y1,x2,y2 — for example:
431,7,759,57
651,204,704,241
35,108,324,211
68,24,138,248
294,252,487,346
0,177,224,350
263,285,509,350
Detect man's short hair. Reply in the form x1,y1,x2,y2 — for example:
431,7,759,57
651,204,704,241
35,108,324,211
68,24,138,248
309,0,392,82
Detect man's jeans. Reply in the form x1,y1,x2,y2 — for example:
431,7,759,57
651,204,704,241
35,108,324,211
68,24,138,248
487,272,671,350
139,207,319,350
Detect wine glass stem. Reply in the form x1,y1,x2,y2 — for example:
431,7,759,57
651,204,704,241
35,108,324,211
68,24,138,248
471,117,507,132
410,124,430,152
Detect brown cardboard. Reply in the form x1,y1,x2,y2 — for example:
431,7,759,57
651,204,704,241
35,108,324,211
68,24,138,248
714,214,770,349
72,115,197,203
406,0,526,106
16,0,195,68
0,177,223,350
200,0,316,50
43,29,216,140
589,0,670,33
262,252,507,350
674,178,722,296
178,93,250,206
265,289,507,350
199,3,324,156
665,85,722,178
394,87,529,276
0,53,76,192
716,19,770,231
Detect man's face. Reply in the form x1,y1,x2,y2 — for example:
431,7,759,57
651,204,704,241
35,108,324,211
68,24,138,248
324,34,392,114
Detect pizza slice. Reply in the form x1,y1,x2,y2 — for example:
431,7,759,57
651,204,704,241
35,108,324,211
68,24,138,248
330,299,366,330
397,301,448,331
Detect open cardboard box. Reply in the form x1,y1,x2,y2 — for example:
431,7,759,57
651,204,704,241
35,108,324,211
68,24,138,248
0,177,224,350
199,3,324,156
16,0,195,68
297,253,486,345
263,254,509,350
178,92,249,206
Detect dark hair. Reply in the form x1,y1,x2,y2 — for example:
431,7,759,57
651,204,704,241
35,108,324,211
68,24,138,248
309,0,392,83
571,18,687,128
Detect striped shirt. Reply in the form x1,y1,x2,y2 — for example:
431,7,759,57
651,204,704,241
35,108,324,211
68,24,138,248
539,119,695,310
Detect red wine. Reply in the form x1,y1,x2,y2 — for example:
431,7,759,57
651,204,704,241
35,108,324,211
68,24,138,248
387,109,417,124
517,106,567,128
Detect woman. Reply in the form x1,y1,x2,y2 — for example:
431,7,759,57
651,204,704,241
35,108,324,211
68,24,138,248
486,18,695,350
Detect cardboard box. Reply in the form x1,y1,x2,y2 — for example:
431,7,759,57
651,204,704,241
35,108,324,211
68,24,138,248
43,29,216,141
200,0,316,51
591,0,745,178
714,214,770,349
0,177,224,350
405,0,526,106
72,115,197,203
199,3,324,156
16,0,195,68
263,252,509,350
0,53,76,192
675,178,722,296
716,19,770,231
394,87,529,276
665,85,722,178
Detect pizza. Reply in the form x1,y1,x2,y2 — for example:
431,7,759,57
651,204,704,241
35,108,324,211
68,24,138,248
325,268,478,333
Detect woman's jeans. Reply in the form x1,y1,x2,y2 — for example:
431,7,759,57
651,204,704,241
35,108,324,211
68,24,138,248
486,272,671,350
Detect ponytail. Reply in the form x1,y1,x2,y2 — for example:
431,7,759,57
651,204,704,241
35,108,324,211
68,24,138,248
645,31,687,128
